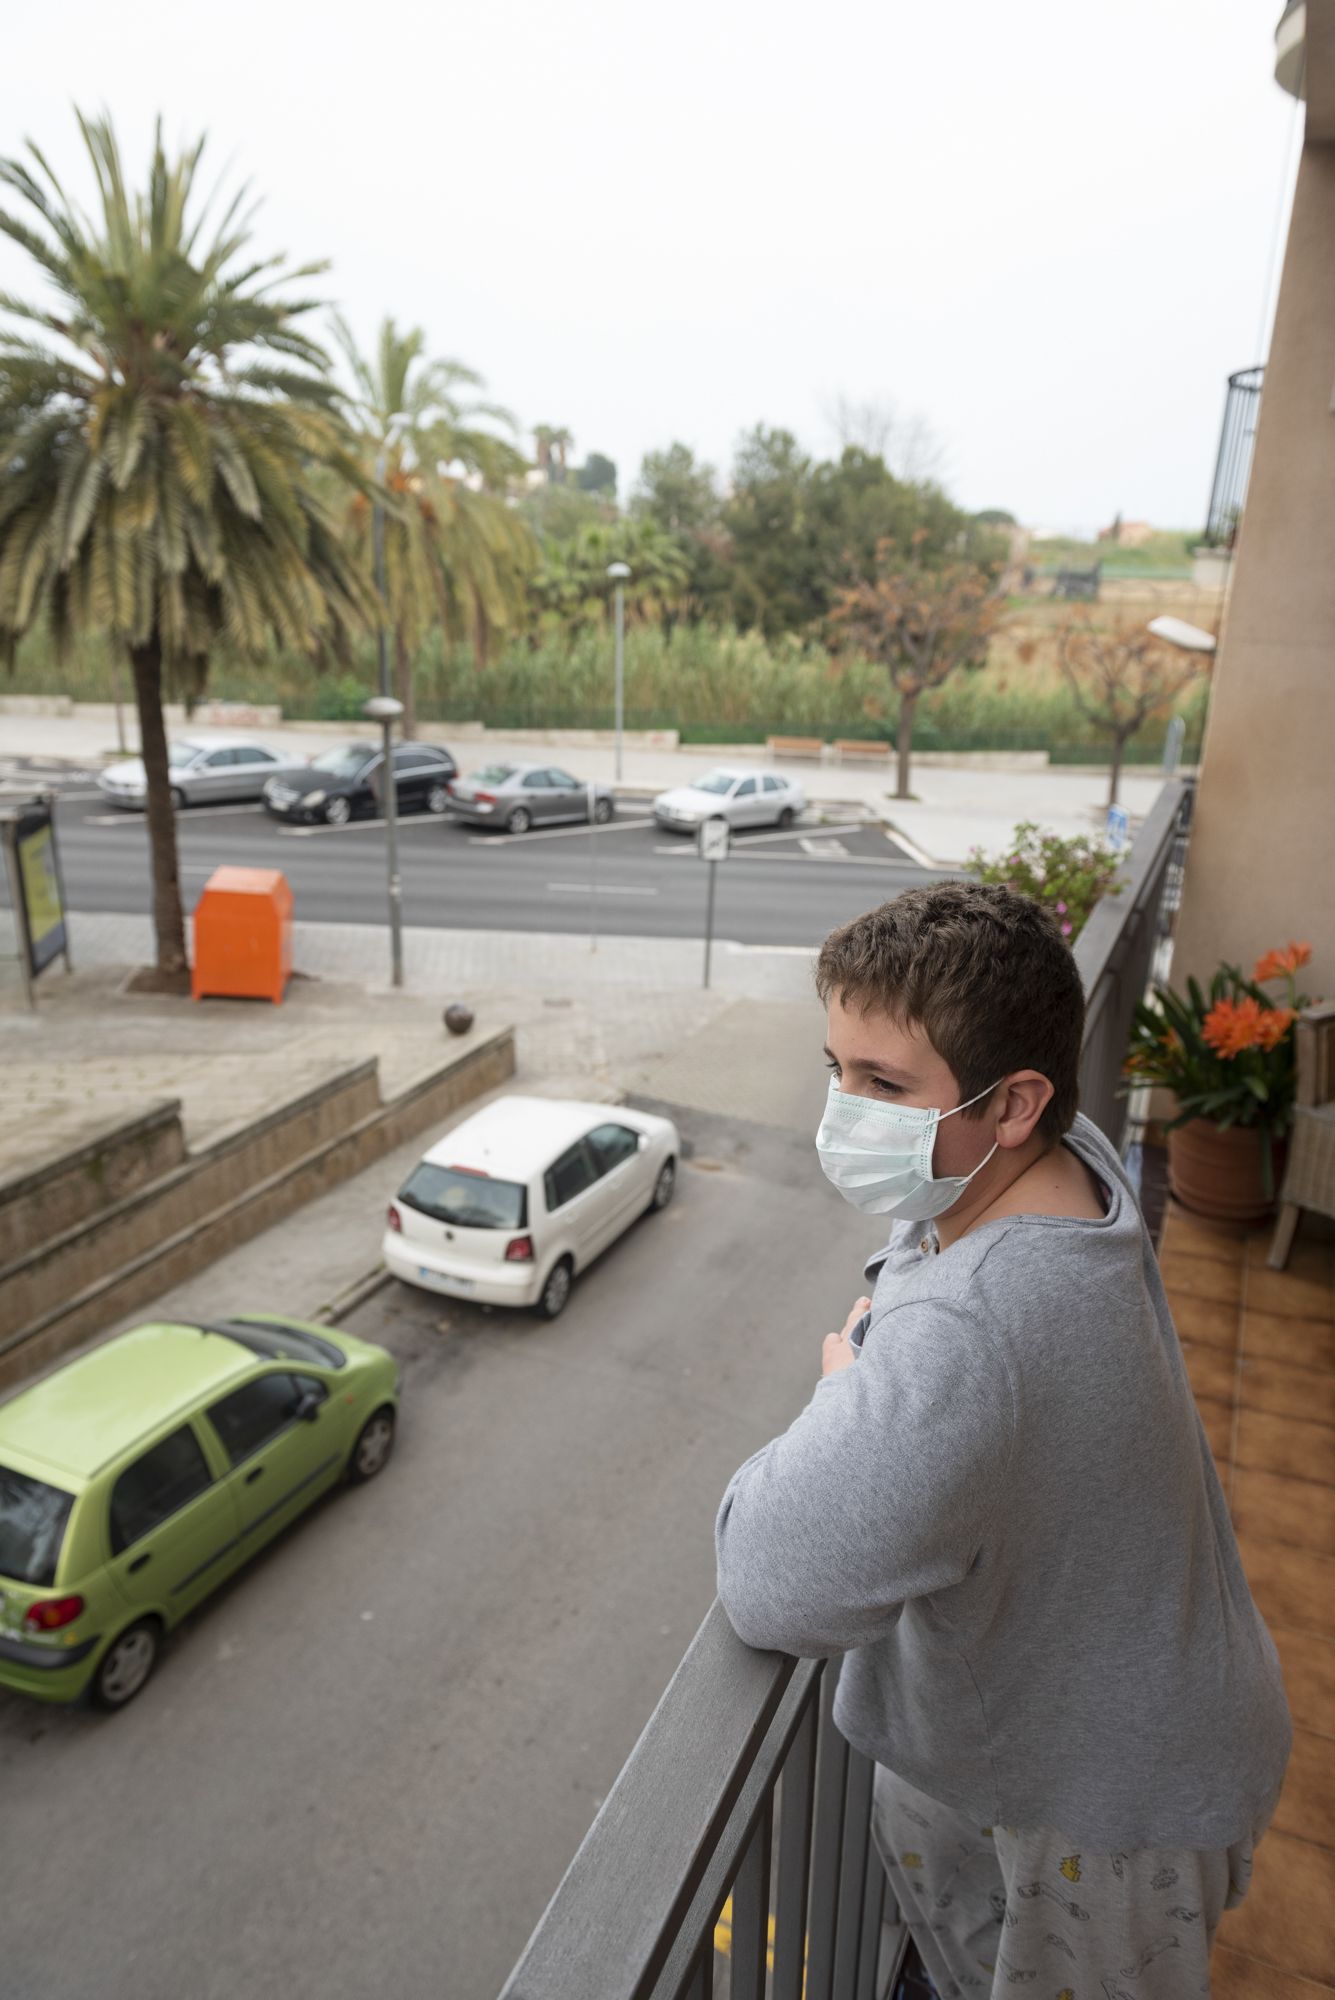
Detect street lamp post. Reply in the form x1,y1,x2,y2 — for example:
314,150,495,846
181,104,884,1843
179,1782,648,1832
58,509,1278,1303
363,695,405,988
607,562,631,782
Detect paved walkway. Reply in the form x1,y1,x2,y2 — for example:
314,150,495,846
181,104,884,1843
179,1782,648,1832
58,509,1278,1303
0,704,1176,866
2,909,824,1181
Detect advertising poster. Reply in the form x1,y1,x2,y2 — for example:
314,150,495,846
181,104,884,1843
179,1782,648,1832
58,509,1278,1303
15,808,67,975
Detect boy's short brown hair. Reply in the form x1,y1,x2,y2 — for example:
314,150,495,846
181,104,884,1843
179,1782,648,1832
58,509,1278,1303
814,881,1085,1145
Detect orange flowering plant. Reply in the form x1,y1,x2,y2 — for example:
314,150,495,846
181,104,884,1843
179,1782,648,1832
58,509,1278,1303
1122,943,1314,1195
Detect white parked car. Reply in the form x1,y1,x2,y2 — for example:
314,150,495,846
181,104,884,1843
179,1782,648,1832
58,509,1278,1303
383,1097,680,1319
97,735,311,810
653,766,806,833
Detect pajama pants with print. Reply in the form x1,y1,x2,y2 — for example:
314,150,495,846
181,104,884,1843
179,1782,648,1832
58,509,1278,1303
870,1766,1261,2000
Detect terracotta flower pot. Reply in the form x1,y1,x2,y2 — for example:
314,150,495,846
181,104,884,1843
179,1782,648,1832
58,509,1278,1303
1167,1118,1284,1226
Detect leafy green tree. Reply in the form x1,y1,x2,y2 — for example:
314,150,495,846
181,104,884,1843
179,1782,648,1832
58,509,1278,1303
575,451,617,497
723,426,823,636
530,518,688,636
332,316,533,729
0,112,372,986
631,442,729,624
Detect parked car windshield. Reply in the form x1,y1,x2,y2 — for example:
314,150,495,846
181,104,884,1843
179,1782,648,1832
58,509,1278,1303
308,744,374,779
167,741,205,766
0,1464,74,1587
398,1162,527,1230
693,771,737,795
464,765,517,787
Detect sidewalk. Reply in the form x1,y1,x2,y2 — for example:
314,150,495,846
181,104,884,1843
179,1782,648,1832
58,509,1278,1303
0,702,1176,866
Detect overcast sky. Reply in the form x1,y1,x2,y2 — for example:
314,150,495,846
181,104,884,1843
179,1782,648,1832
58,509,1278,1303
0,0,1302,535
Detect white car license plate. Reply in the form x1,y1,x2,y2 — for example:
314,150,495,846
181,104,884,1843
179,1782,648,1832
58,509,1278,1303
423,1266,473,1290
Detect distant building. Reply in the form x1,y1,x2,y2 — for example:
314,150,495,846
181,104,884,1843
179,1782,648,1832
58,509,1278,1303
1096,515,1155,548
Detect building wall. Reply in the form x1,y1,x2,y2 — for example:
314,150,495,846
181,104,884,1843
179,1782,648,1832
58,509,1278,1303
1173,138,1335,1000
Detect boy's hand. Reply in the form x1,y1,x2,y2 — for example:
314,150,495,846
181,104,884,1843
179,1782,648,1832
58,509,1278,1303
822,1296,872,1378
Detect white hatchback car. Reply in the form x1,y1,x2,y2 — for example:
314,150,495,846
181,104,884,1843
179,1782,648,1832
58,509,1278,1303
653,766,805,833
383,1097,680,1319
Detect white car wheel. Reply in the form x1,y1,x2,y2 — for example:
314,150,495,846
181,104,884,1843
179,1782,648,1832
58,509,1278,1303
426,782,451,815
324,795,352,826
507,804,533,835
650,1159,676,1211
537,1258,572,1319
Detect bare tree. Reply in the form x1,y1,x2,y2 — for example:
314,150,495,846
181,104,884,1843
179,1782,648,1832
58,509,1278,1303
825,395,948,485
831,538,1004,800
1054,614,1210,807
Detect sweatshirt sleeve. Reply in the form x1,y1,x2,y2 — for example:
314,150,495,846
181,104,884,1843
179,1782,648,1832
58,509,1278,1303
715,1299,1015,1657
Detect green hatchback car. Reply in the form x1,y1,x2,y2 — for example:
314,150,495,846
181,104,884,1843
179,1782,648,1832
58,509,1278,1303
0,1314,399,1712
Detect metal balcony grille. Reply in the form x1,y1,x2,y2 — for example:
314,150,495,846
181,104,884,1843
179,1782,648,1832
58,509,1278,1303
1202,367,1264,549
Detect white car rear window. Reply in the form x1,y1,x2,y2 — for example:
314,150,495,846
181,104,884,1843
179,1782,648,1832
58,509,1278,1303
399,1163,527,1230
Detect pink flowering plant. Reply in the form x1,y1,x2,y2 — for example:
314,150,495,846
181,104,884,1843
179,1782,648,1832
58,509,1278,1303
967,821,1122,943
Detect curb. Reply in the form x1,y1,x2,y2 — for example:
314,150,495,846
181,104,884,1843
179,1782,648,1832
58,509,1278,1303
310,1262,393,1326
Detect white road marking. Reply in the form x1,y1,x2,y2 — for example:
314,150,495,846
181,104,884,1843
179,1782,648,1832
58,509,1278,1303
881,822,939,868
800,837,849,858
465,814,651,847
653,821,851,857
545,882,659,896
85,802,266,825
276,815,444,838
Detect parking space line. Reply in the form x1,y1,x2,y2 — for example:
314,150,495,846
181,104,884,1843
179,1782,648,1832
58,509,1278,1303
85,802,268,825
545,882,659,896
276,816,447,838
464,815,652,847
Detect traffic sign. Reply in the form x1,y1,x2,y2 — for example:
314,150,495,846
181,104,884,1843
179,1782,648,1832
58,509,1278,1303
1106,804,1130,852
698,819,730,863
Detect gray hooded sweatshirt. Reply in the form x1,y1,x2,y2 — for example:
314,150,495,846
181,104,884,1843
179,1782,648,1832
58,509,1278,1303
715,1112,1290,1850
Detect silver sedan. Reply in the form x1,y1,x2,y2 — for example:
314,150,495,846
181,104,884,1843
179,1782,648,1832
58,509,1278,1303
446,763,616,835
96,736,312,810
652,766,806,833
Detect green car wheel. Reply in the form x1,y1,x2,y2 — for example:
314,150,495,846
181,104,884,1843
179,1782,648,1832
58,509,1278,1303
91,1619,161,1711
349,1407,396,1483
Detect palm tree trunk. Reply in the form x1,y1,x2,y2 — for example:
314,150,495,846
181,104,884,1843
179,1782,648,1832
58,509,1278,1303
394,628,416,740
129,637,190,990
472,597,491,676
894,687,919,802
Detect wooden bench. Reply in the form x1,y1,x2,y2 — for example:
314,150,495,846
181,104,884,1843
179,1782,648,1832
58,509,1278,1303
765,735,825,761
831,738,893,763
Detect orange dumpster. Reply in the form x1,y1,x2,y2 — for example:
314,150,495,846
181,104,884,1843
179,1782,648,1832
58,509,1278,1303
191,866,293,1005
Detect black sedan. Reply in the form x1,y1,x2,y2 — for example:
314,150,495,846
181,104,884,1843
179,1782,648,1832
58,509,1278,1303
262,740,457,825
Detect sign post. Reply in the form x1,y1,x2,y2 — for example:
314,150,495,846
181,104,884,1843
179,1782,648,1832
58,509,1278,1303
698,817,730,988
1,793,71,1008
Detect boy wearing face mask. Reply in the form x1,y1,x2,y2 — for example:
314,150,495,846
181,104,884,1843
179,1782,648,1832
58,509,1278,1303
715,882,1289,2000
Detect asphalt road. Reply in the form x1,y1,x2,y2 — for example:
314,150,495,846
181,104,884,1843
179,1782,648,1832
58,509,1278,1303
35,785,942,948
0,1101,884,2000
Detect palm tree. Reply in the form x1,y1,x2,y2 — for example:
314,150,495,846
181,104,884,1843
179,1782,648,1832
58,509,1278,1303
333,317,534,734
0,112,372,988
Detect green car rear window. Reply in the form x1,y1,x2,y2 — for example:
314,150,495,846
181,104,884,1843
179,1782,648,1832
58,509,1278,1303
0,1464,74,1587
209,1318,347,1370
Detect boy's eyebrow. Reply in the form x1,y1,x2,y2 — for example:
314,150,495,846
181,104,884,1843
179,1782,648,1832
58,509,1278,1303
822,1043,918,1082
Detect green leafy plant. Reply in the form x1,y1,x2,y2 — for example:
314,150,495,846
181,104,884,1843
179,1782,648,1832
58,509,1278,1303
966,821,1122,942
1121,944,1313,1195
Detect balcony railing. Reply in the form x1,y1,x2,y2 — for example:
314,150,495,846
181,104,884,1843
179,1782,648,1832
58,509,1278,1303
1201,366,1264,550
500,778,1197,2000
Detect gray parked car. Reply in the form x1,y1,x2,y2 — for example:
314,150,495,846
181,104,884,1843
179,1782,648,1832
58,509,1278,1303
446,763,616,835
97,735,311,811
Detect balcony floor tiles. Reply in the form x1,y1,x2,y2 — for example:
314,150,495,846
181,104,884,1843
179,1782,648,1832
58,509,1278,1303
1156,1199,1335,1997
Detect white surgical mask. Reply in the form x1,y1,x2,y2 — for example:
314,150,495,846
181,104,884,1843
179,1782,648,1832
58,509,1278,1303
815,1076,1002,1220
